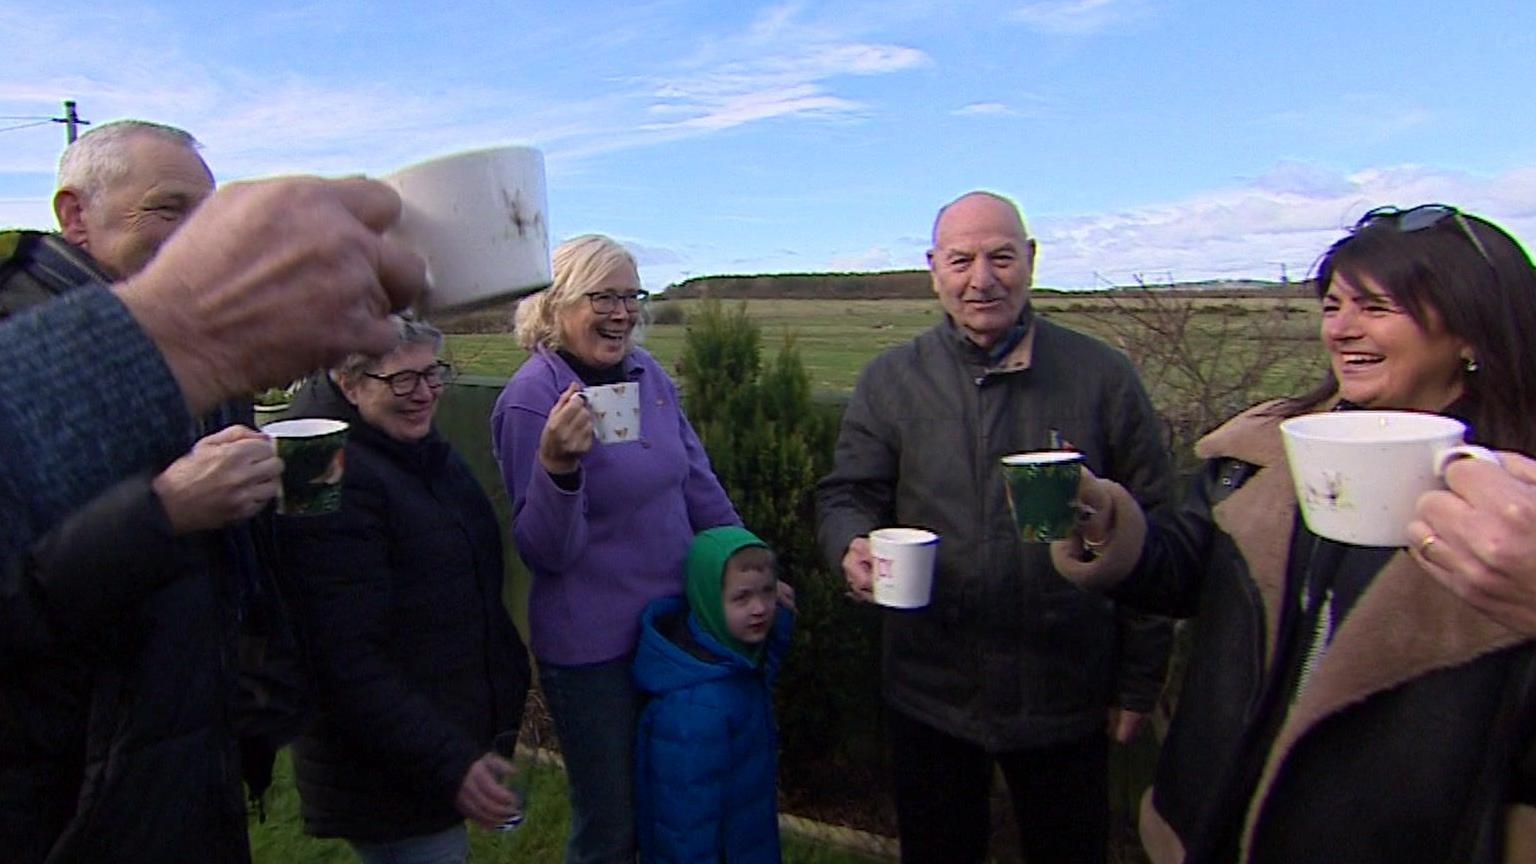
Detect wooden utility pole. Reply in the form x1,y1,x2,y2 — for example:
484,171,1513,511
54,100,89,143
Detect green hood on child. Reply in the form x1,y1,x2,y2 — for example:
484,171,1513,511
685,525,771,664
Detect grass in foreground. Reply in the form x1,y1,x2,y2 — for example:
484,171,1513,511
250,750,885,863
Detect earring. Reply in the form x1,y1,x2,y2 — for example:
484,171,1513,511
1464,355,1480,373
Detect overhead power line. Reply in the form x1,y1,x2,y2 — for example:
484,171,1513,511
0,101,89,142
0,120,54,134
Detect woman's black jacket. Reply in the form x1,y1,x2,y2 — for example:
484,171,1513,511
278,376,531,842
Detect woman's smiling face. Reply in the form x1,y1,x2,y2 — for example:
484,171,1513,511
557,260,641,369
1321,272,1470,413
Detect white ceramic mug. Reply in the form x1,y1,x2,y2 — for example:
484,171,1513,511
382,146,552,313
1279,411,1499,547
582,383,642,445
868,527,939,609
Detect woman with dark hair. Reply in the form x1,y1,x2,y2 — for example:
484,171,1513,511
1286,205,1536,453
1052,206,1536,864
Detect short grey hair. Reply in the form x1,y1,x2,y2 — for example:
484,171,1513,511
334,315,445,383
513,234,646,351
56,119,202,202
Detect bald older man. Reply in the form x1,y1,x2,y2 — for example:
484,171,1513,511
817,191,1174,864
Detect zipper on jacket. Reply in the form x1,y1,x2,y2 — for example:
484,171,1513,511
1290,534,1329,702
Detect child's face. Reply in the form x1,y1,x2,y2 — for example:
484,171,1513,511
722,550,778,646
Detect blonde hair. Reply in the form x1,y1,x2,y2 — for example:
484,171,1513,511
514,234,645,351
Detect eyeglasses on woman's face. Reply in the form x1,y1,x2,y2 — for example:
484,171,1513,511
363,361,455,396
584,289,649,315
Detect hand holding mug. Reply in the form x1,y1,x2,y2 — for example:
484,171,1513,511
1050,467,1147,590
538,383,594,474
1409,451,1536,635
1073,466,1116,548
841,536,876,603
116,176,426,414
454,752,520,830
489,730,533,833
152,425,280,534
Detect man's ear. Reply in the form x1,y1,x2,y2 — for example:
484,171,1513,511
54,189,90,246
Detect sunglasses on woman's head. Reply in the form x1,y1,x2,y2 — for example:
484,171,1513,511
1353,204,1494,268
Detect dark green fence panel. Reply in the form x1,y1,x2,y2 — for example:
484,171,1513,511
437,374,530,633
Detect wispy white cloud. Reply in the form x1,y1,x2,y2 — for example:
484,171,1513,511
827,246,904,271
1009,0,1155,36
1,1,929,188
647,85,863,131
1032,163,1536,288
749,2,807,41
551,162,1536,293
1259,94,1434,149
618,240,687,268
952,101,1017,117
643,42,930,132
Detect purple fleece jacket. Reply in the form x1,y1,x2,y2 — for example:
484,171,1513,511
491,346,740,665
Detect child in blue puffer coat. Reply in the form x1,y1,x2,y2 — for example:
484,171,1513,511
632,525,795,864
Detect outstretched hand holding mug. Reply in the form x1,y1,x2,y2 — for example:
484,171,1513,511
1409,451,1536,635
114,176,427,414
1049,466,1148,591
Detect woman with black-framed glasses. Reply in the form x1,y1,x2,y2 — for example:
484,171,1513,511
491,234,740,864
1049,206,1536,864
275,315,531,864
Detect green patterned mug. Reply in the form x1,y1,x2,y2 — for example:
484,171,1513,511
265,419,350,516
1001,451,1084,542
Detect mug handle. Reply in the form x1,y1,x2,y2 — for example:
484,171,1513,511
1433,444,1501,477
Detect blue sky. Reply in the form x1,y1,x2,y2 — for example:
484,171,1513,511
4,0,1535,291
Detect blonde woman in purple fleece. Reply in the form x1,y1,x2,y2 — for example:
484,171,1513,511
491,234,740,864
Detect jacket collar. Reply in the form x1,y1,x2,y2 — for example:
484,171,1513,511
40,232,113,285
1192,400,1294,668
939,310,1038,375
1195,402,1529,858
534,344,647,387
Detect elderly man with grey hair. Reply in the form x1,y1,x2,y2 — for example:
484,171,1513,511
0,119,302,864
1,118,213,316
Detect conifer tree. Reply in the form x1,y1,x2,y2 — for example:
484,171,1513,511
678,299,881,762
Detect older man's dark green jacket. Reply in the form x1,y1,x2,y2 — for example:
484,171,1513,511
816,314,1174,749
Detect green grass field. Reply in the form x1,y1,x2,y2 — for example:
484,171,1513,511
445,294,1330,403
250,750,884,864
445,298,945,393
